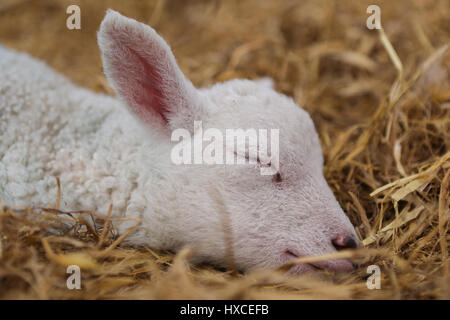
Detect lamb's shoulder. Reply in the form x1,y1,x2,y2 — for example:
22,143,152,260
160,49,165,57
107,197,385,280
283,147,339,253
0,47,72,206
0,46,129,209
0,46,171,237
0,46,86,154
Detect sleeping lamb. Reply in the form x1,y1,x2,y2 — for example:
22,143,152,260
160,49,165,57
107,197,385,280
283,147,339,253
0,10,359,273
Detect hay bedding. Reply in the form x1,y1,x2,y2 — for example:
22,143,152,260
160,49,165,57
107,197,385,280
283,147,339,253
0,0,449,299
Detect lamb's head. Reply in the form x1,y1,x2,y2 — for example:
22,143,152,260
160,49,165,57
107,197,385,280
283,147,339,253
98,10,359,274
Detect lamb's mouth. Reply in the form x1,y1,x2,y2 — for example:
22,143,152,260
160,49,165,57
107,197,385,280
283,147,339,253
284,250,323,271
283,250,356,272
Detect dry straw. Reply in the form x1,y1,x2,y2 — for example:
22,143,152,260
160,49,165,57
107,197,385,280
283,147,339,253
0,0,449,299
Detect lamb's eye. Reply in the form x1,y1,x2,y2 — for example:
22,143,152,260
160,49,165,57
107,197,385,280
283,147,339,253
272,172,282,183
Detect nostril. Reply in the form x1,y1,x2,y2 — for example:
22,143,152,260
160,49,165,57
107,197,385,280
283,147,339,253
345,237,357,249
332,235,358,250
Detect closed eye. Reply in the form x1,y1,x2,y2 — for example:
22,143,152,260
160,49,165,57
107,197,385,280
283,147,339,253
233,151,282,183
273,172,282,183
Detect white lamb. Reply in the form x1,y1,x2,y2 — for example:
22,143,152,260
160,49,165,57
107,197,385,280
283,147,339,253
0,10,359,273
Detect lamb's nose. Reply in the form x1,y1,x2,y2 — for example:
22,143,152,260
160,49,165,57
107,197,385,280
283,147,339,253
332,234,358,250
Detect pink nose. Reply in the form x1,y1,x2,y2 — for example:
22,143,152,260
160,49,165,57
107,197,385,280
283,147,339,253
332,234,358,250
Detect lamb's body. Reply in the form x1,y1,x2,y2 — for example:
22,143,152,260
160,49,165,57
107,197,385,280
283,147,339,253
0,10,360,273
0,46,174,248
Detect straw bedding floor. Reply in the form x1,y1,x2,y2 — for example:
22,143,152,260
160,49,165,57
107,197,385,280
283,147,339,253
0,0,449,299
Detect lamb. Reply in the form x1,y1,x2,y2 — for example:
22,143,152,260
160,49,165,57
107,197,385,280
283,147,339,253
0,10,359,273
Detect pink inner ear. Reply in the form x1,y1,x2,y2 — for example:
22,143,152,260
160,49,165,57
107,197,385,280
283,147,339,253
99,11,197,127
128,48,169,122
108,45,171,124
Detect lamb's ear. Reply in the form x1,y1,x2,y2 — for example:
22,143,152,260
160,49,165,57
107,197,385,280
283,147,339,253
254,77,274,89
97,10,199,126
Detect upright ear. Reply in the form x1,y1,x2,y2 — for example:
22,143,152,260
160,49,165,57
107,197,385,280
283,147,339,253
254,77,275,89
97,10,200,127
